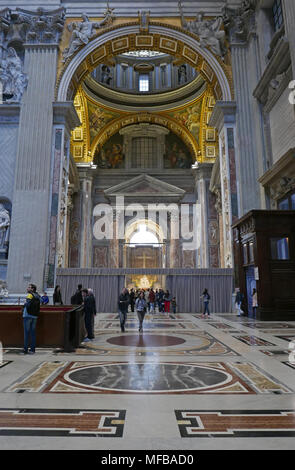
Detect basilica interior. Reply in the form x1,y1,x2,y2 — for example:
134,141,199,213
0,0,295,453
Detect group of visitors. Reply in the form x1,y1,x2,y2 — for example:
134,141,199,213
21,283,98,354
118,287,177,333
70,284,97,342
21,279,259,353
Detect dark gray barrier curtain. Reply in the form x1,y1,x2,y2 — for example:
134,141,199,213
56,268,233,313
166,273,233,313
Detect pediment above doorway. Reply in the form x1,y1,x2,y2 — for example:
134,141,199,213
104,174,185,204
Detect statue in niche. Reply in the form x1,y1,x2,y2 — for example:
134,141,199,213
178,0,227,58
0,47,28,103
63,6,115,62
0,204,10,255
101,64,112,85
178,64,187,85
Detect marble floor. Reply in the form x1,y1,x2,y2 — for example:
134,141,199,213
1,310,295,450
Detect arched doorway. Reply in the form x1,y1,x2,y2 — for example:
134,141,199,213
124,219,166,289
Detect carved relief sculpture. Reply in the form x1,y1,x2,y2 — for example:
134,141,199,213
178,0,227,58
63,5,115,62
0,204,10,255
0,47,27,103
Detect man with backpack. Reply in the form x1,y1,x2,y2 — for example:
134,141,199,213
22,283,41,354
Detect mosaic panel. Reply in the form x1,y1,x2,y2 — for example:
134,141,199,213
5,361,292,395
0,409,125,437
260,350,289,357
232,335,276,347
176,410,295,437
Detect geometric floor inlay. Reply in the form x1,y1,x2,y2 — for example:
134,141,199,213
175,410,295,437
5,361,293,395
232,335,276,346
0,409,125,437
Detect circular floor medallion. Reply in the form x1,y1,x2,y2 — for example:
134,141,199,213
107,334,185,347
65,363,232,392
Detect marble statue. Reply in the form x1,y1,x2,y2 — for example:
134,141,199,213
0,47,27,103
178,1,227,58
0,204,10,250
63,7,115,62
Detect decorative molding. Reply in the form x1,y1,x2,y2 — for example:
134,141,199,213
222,0,257,45
253,37,291,106
56,24,233,102
14,7,66,44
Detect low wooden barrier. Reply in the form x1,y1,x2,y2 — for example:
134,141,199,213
0,304,85,351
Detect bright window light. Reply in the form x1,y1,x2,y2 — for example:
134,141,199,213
139,74,149,92
129,224,159,246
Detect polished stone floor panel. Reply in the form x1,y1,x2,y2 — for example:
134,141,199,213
175,410,295,437
72,331,239,356
4,360,292,395
1,311,295,449
0,409,125,437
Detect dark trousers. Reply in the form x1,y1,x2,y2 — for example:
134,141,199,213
85,311,94,338
119,310,127,330
137,310,145,330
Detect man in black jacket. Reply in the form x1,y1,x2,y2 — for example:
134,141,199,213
82,288,95,341
118,287,129,332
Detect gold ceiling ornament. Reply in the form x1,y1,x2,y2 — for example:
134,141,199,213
56,26,233,101
199,88,219,162
89,112,200,163
71,87,90,161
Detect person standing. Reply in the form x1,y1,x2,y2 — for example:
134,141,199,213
53,285,63,305
171,296,177,314
118,287,129,332
149,288,155,314
129,288,135,312
252,288,258,316
22,283,41,354
164,290,171,314
82,288,95,342
88,288,97,338
135,291,147,332
158,288,164,313
235,288,244,317
71,284,83,305
201,288,210,318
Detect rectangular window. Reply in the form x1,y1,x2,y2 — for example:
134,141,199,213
270,237,290,260
249,242,254,263
272,0,284,32
243,244,248,265
139,74,149,92
278,198,289,210
131,137,157,168
278,190,295,210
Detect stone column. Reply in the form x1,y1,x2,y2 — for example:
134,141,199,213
169,212,180,268
6,8,66,293
193,163,213,268
224,4,264,214
78,168,94,268
45,104,80,287
209,102,238,268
